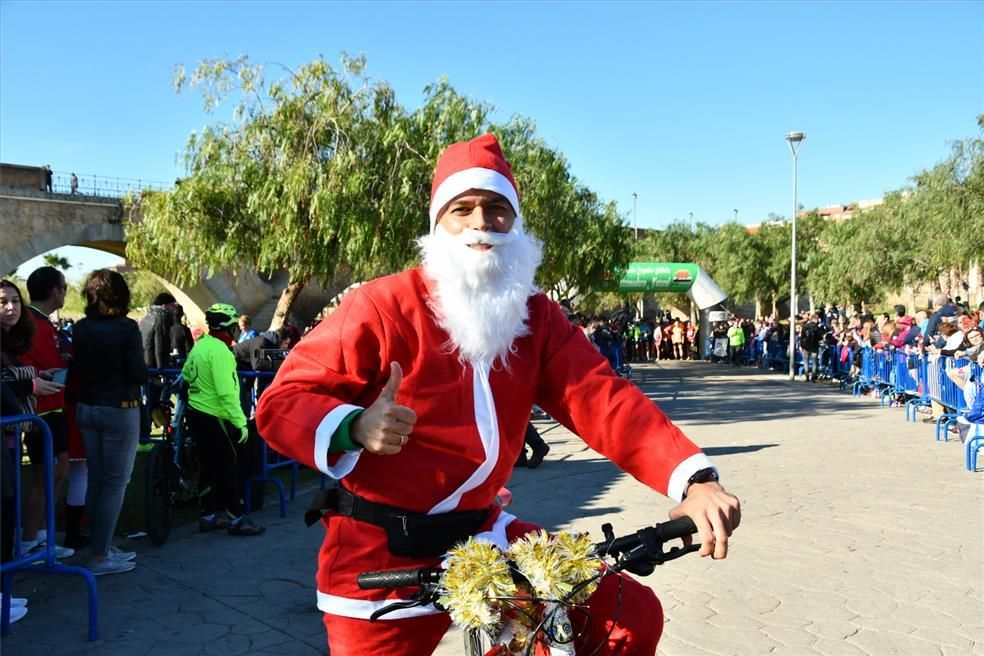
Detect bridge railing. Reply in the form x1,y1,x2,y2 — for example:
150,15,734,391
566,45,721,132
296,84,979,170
49,171,171,198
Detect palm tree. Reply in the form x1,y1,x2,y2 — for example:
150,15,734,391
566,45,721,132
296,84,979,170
42,253,72,271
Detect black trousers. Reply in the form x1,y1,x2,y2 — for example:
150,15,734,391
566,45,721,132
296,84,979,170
1,447,14,563
186,406,244,518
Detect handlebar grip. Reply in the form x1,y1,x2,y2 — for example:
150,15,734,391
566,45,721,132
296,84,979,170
655,516,698,542
357,568,442,590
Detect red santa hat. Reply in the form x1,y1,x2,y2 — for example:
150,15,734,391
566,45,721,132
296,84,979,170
429,133,521,232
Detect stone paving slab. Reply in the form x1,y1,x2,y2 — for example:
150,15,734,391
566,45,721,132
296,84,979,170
2,361,981,655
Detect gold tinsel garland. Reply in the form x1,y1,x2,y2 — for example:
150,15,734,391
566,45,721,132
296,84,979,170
437,530,603,639
438,538,516,630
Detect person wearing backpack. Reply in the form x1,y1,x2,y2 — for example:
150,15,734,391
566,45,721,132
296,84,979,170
800,313,823,382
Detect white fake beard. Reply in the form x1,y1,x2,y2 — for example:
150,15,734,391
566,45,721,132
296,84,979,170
418,217,543,369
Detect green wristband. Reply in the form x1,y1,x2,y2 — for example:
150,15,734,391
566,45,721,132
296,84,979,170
329,409,365,453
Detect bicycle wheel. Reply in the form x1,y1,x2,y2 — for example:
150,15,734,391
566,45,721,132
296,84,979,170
145,442,174,545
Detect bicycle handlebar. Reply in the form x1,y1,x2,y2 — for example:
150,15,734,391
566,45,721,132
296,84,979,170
358,517,699,593
358,567,442,590
594,516,697,558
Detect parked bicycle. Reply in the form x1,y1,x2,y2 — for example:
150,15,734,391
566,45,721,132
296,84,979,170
144,375,200,545
358,517,697,655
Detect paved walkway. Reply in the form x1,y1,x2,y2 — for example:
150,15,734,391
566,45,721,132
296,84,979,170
2,362,981,655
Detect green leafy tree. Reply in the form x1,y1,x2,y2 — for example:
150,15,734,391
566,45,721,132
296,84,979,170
703,222,766,305
128,59,632,327
494,117,629,299
124,269,168,311
127,54,422,328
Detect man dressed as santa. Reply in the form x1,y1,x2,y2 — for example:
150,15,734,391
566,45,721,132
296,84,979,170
256,133,741,655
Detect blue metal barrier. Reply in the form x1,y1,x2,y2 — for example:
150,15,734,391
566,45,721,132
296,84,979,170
852,348,874,397
927,358,971,442
751,337,803,372
967,423,984,472
1,415,99,640
244,372,297,517
706,341,983,470
901,354,931,421
743,340,763,366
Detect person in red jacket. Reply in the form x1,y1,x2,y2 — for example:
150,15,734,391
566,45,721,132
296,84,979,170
256,134,741,655
19,266,75,558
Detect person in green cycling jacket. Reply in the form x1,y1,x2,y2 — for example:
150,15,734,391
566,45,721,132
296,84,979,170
181,303,265,536
726,316,746,367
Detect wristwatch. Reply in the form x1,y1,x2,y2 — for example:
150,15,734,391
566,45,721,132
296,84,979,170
683,467,719,499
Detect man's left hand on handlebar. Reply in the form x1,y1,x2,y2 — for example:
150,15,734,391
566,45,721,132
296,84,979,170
668,482,741,559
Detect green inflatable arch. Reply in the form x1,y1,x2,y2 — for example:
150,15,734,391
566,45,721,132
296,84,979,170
601,262,728,310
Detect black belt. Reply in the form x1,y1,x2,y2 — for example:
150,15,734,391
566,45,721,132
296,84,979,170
305,485,491,558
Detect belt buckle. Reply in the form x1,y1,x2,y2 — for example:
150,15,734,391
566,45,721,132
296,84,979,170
337,489,356,516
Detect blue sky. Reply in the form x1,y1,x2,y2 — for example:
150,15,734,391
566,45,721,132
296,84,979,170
2,1,982,278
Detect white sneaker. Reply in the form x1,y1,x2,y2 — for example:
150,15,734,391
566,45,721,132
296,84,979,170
88,558,136,576
107,546,136,562
27,542,75,560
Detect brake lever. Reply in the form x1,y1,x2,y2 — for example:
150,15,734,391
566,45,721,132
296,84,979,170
616,538,700,576
368,588,439,622
660,543,700,562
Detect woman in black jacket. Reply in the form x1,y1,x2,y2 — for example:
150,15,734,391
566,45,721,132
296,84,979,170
72,270,148,576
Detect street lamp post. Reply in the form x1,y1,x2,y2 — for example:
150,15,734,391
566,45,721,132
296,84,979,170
785,131,805,380
632,192,638,240
733,208,738,222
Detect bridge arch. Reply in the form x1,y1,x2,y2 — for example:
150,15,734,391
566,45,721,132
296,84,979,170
0,179,279,326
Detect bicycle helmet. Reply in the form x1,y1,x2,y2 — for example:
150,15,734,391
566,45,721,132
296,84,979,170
204,303,239,330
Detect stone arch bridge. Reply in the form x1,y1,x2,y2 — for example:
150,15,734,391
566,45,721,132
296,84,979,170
0,164,334,328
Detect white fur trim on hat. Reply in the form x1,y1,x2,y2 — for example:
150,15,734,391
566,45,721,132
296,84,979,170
429,167,521,233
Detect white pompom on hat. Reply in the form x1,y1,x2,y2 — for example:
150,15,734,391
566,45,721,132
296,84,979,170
429,133,521,233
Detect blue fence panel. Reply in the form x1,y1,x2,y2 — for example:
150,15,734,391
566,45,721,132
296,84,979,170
926,358,946,408
893,351,920,394
1,415,99,639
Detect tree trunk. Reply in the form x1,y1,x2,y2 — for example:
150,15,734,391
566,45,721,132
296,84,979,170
755,298,763,320
270,278,307,330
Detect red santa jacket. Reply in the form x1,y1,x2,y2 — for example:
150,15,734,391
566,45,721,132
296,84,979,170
256,268,714,620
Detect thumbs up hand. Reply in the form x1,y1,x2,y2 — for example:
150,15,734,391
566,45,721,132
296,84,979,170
350,362,418,455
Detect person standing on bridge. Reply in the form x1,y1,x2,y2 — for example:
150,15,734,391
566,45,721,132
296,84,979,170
256,133,741,656
69,173,78,195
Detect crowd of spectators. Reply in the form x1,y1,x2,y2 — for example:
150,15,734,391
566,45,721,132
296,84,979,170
569,306,701,371
0,266,311,621
711,294,984,443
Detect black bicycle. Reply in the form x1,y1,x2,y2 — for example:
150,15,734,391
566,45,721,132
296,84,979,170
144,376,200,545
358,517,698,655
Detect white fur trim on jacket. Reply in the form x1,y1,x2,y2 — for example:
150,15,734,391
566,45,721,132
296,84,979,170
429,362,499,514
429,168,520,232
316,591,441,619
666,452,718,503
315,404,364,479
